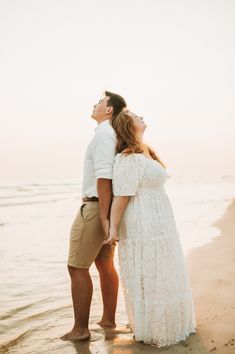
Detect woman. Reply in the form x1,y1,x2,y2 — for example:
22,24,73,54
104,110,196,348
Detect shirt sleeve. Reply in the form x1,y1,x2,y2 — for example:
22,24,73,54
112,154,140,196
92,129,116,179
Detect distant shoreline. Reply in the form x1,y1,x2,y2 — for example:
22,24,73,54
185,199,235,353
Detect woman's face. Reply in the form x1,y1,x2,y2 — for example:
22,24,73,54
129,111,147,136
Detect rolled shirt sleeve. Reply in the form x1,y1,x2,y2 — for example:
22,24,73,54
92,128,116,179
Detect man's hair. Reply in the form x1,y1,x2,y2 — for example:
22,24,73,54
105,91,127,118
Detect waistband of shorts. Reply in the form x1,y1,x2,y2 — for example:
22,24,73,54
82,197,99,202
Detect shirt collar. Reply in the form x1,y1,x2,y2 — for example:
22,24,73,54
95,119,110,132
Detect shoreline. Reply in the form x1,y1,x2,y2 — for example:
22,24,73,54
1,199,235,354
184,198,235,353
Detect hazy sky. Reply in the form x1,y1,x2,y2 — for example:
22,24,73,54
0,0,234,182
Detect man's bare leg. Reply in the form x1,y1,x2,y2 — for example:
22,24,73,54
61,266,92,341
95,259,119,328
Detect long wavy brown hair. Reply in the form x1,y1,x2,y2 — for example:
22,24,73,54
111,110,165,168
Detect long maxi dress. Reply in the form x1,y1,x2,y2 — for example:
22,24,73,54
112,153,196,348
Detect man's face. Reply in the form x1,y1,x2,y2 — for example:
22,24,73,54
91,96,112,121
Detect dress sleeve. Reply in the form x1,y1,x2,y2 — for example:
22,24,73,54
112,154,141,196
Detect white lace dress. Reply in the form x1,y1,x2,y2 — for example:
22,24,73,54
112,153,196,348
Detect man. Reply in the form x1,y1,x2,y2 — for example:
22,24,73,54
61,91,127,341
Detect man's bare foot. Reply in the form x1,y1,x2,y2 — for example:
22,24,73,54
60,328,90,341
97,320,116,329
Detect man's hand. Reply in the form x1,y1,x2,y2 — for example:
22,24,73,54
103,226,119,245
103,233,119,245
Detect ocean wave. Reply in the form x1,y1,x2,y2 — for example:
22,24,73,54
0,197,79,208
0,304,71,337
187,197,232,205
0,183,80,190
0,298,55,321
0,330,32,354
0,190,79,200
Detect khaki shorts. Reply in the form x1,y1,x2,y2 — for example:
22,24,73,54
68,201,115,269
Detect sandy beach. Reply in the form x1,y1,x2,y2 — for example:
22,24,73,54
57,199,235,354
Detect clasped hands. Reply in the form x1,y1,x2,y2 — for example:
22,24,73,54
103,232,119,245
101,218,119,245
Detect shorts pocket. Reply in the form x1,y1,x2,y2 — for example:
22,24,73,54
80,202,86,220
82,203,99,222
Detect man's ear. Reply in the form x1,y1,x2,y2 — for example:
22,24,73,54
106,105,113,116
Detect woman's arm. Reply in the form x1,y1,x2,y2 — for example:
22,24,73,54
103,196,129,244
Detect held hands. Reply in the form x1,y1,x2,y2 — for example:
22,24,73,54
103,226,119,245
100,218,119,245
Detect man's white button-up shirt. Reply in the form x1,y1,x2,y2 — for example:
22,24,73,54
82,120,116,198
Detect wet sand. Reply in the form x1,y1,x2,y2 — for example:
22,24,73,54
1,200,235,354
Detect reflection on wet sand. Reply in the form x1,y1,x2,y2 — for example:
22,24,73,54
53,325,207,354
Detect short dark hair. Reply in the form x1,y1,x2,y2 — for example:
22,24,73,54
105,91,127,118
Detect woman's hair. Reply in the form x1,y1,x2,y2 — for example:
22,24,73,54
111,109,165,168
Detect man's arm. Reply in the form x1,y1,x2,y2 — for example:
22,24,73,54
97,178,113,238
103,196,129,244
92,127,116,237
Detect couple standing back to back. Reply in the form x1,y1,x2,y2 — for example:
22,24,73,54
61,91,196,348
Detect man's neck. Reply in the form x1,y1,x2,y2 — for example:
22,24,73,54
97,118,110,125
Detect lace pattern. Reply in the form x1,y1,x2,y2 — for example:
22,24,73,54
113,153,196,347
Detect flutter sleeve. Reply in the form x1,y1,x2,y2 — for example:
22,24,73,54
112,154,142,196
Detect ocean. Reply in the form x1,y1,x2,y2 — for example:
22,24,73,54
0,177,235,353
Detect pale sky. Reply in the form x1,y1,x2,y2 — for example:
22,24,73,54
0,0,234,182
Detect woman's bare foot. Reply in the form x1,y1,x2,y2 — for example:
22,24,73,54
97,320,116,329
60,328,90,341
